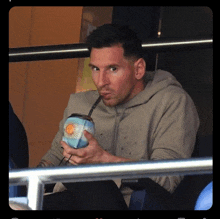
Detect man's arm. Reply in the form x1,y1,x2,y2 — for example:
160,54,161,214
61,130,136,165
36,159,54,168
149,91,200,193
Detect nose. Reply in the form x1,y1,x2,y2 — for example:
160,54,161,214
96,71,110,89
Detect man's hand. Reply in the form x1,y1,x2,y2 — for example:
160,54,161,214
61,130,110,165
61,130,134,165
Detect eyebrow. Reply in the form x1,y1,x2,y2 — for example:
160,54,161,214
88,63,97,68
88,63,120,69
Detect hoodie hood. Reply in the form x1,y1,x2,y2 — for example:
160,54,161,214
115,69,182,110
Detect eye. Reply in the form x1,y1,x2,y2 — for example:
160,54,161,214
110,67,117,72
90,66,99,71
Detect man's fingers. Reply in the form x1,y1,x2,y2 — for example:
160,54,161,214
64,155,78,165
61,141,86,158
83,130,96,143
61,141,78,154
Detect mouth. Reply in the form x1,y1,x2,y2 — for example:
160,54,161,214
100,92,112,100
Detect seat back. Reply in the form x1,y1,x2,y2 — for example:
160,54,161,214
195,181,213,210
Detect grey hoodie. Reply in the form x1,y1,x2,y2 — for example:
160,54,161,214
41,69,199,197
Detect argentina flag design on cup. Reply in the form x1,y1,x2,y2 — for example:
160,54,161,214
62,114,95,149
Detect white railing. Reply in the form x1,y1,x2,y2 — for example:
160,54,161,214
9,157,213,210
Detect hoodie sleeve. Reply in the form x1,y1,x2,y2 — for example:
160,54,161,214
150,88,200,193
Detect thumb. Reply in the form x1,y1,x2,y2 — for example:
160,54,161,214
83,130,95,142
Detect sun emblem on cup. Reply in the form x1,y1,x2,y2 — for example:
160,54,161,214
65,123,75,136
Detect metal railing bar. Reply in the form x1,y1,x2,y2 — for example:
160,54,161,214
9,48,89,56
9,157,212,186
9,157,212,210
142,39,213,48
9,36,213,62
27,176,44,210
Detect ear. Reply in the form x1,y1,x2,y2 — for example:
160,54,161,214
134,58,146,80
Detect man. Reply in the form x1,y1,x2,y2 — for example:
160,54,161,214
40,24,199,210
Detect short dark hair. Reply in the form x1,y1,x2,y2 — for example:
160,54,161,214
86,24,143,60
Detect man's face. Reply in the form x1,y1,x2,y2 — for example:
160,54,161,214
89,45,139,107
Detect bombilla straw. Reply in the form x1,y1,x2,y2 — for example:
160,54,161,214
88,95,102,117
